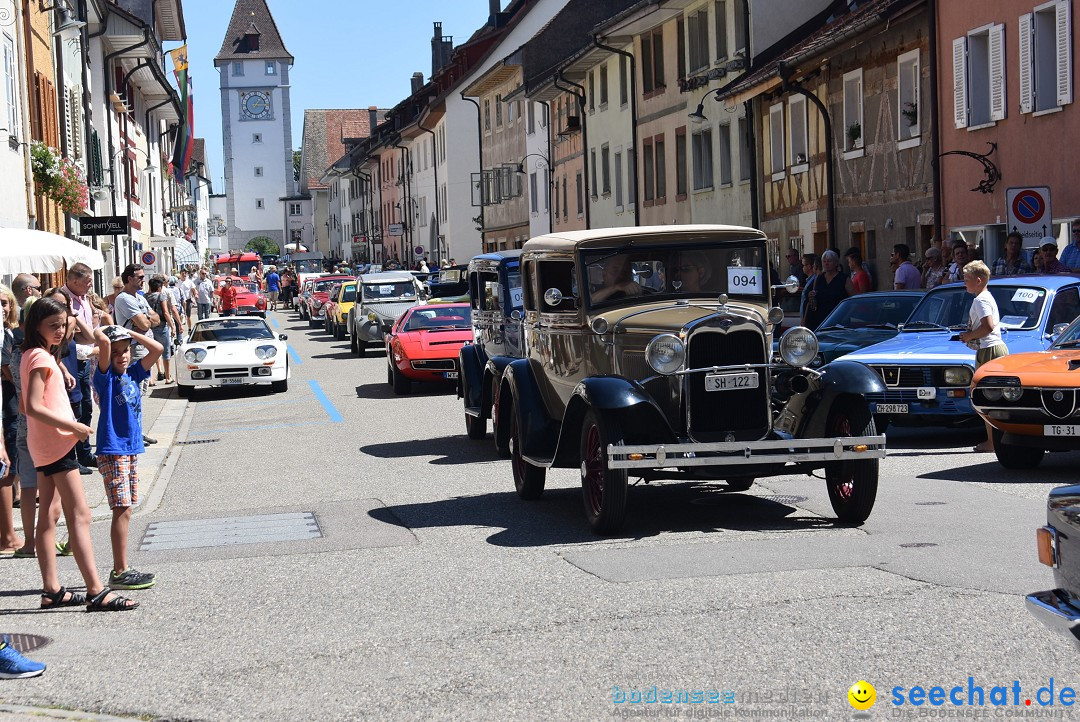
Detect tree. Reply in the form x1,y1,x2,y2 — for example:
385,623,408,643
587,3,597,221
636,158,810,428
246,236,280,256
293,150,302,184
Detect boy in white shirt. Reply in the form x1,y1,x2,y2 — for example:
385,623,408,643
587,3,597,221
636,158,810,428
957,260,1007,453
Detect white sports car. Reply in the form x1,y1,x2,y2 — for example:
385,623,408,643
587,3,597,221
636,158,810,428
176,317,290,398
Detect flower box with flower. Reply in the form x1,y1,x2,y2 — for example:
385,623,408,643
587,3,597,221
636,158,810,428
30,141,88,214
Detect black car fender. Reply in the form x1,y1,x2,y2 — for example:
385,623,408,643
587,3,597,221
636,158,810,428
798,361,886,438
497,359,558,460
550,376,678,469
458,344,485,405
483,355,515,415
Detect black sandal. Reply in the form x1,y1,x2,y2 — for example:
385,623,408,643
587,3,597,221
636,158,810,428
40,586,87,609
86,587,138,612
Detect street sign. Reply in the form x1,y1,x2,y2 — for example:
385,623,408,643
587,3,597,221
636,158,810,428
414,246,424,258
388,223,404,237
141,251,157,266
78,215,128,236
149,237,177,249
1006,186,1052,241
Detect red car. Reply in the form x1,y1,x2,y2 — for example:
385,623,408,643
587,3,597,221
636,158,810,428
216,276,267,317
303,275,354,328
385,303,473,395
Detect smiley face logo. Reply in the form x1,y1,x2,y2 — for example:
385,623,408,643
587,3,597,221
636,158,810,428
848,680,876,710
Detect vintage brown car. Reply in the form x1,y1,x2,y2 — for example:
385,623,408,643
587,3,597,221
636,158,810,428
493,225,887,534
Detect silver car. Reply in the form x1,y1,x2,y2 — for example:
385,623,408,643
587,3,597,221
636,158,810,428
349,271,422,356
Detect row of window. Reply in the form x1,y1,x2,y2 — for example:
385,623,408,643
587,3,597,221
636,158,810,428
232,61,277,77
953,1,1073,129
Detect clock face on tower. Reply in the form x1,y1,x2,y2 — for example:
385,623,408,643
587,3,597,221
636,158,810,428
240,91,272,120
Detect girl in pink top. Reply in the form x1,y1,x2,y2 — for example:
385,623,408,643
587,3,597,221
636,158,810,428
20,297,137,612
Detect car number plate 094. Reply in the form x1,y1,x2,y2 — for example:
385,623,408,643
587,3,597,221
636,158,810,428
1045,424,1079,437
221,378,244,385
705,372,758,392
874,403,908,413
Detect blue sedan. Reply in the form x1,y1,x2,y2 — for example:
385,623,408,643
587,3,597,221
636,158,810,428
835,275,1080,428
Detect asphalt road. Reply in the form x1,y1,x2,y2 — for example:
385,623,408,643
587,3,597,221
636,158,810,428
1,307,1078,721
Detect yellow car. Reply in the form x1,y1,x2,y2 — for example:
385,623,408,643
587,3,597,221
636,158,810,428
324,281,357,341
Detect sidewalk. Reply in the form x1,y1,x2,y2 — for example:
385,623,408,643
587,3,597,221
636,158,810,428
13,385,188,529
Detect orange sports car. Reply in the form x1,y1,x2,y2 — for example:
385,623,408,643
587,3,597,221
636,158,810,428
385,303,473,395
971,315,1080,469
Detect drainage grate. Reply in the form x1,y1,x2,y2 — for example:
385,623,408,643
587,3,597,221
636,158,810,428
915,501,946,506
140,512,322,551
176,439,220,445
900,542,939,548
1,634,51,653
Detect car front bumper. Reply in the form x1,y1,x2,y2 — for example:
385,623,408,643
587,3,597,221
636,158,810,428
607,435,886,470
180,363,287,388
866,392,974,417
1025,589,1080,649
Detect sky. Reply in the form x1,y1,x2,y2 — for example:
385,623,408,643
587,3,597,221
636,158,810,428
172,0,497,192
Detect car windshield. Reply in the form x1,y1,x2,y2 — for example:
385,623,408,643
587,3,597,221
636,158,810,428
404,307,472,331
294,260,322,273
903,285,1047,330
190,320,274,342
1052,316,1080,348
818,294,920,330
240,282,258,293
313,279,341,293
342,284,356,302
363,282,416,300
581,241,769,308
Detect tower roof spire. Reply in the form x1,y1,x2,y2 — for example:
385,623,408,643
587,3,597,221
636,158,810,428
215,0,293,65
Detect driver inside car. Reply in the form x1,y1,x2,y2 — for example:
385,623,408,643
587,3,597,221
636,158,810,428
671,250,712,292
590,255,644,302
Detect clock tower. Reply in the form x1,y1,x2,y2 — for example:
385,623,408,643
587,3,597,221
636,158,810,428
215,0,296,251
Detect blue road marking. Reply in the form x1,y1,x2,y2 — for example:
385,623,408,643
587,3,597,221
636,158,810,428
309,380,343,422
287,346,303,365
270,318,280,328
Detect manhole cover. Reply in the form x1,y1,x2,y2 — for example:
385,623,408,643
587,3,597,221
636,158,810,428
140,512,322,551
177,439,220,445
900,542,938,548
760,495,808,505
1,634,51,653
915,501,946,506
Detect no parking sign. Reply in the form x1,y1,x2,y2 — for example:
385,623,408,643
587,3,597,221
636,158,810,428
1005,186,1052,241
141,251,157,266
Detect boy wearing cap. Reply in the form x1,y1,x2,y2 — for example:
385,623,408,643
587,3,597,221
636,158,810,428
91,325,162,590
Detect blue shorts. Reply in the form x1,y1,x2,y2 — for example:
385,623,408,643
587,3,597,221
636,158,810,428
153,326,172,360
16,422,35,488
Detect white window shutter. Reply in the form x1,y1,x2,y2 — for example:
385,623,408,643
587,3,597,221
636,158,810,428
952,37,968,128
1057,0,1073,106
1019,14,1033,114
989,24,1006,121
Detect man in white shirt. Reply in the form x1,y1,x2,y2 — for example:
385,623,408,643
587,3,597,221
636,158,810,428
179,270,196,325
195,269,215,320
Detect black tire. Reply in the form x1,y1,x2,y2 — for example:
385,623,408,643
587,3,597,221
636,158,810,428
465,411,487,439
335,321,346,341
308,314,318,328
356,338,367,357
824,398,879,524
509,400,545,499
579,408,629,535
392,363,411,395
176,383,191,399
991,428,1045,469
872,414,890,433
350,331,359,354
725,477,755,491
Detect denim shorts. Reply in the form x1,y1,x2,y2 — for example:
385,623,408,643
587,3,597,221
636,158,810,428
35,444,79,476
16,423,36,488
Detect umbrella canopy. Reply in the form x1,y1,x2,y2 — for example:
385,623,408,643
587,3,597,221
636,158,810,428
284,243,308,252
0,227,106,273
173,239,200,266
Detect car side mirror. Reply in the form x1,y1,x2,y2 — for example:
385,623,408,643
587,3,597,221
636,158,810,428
771,275,801,295
544,288,563,307
278,334,288,341
510,309,523,321
1049,322,1070,339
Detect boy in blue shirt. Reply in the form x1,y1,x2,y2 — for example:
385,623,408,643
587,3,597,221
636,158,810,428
92,325,162,590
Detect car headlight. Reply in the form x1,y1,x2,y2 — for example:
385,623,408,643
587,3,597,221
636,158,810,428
184,348,206,363
1002,387,1023,402
779,327,819,367
368,312,378,322
981,387,1003,401
254,345,278,360
944,367,973,386
645,334,685,375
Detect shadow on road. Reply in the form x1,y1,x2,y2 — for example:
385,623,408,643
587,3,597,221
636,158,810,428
360,434,495,464
370,482,840,547
184,385,283,402
354,382,456,401
310,349,356,361
918,457,1080,483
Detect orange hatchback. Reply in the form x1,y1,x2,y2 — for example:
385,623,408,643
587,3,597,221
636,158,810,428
972,315,1080,468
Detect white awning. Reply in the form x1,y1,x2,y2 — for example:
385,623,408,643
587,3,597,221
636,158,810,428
0,228,105,273
173,240,199,266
